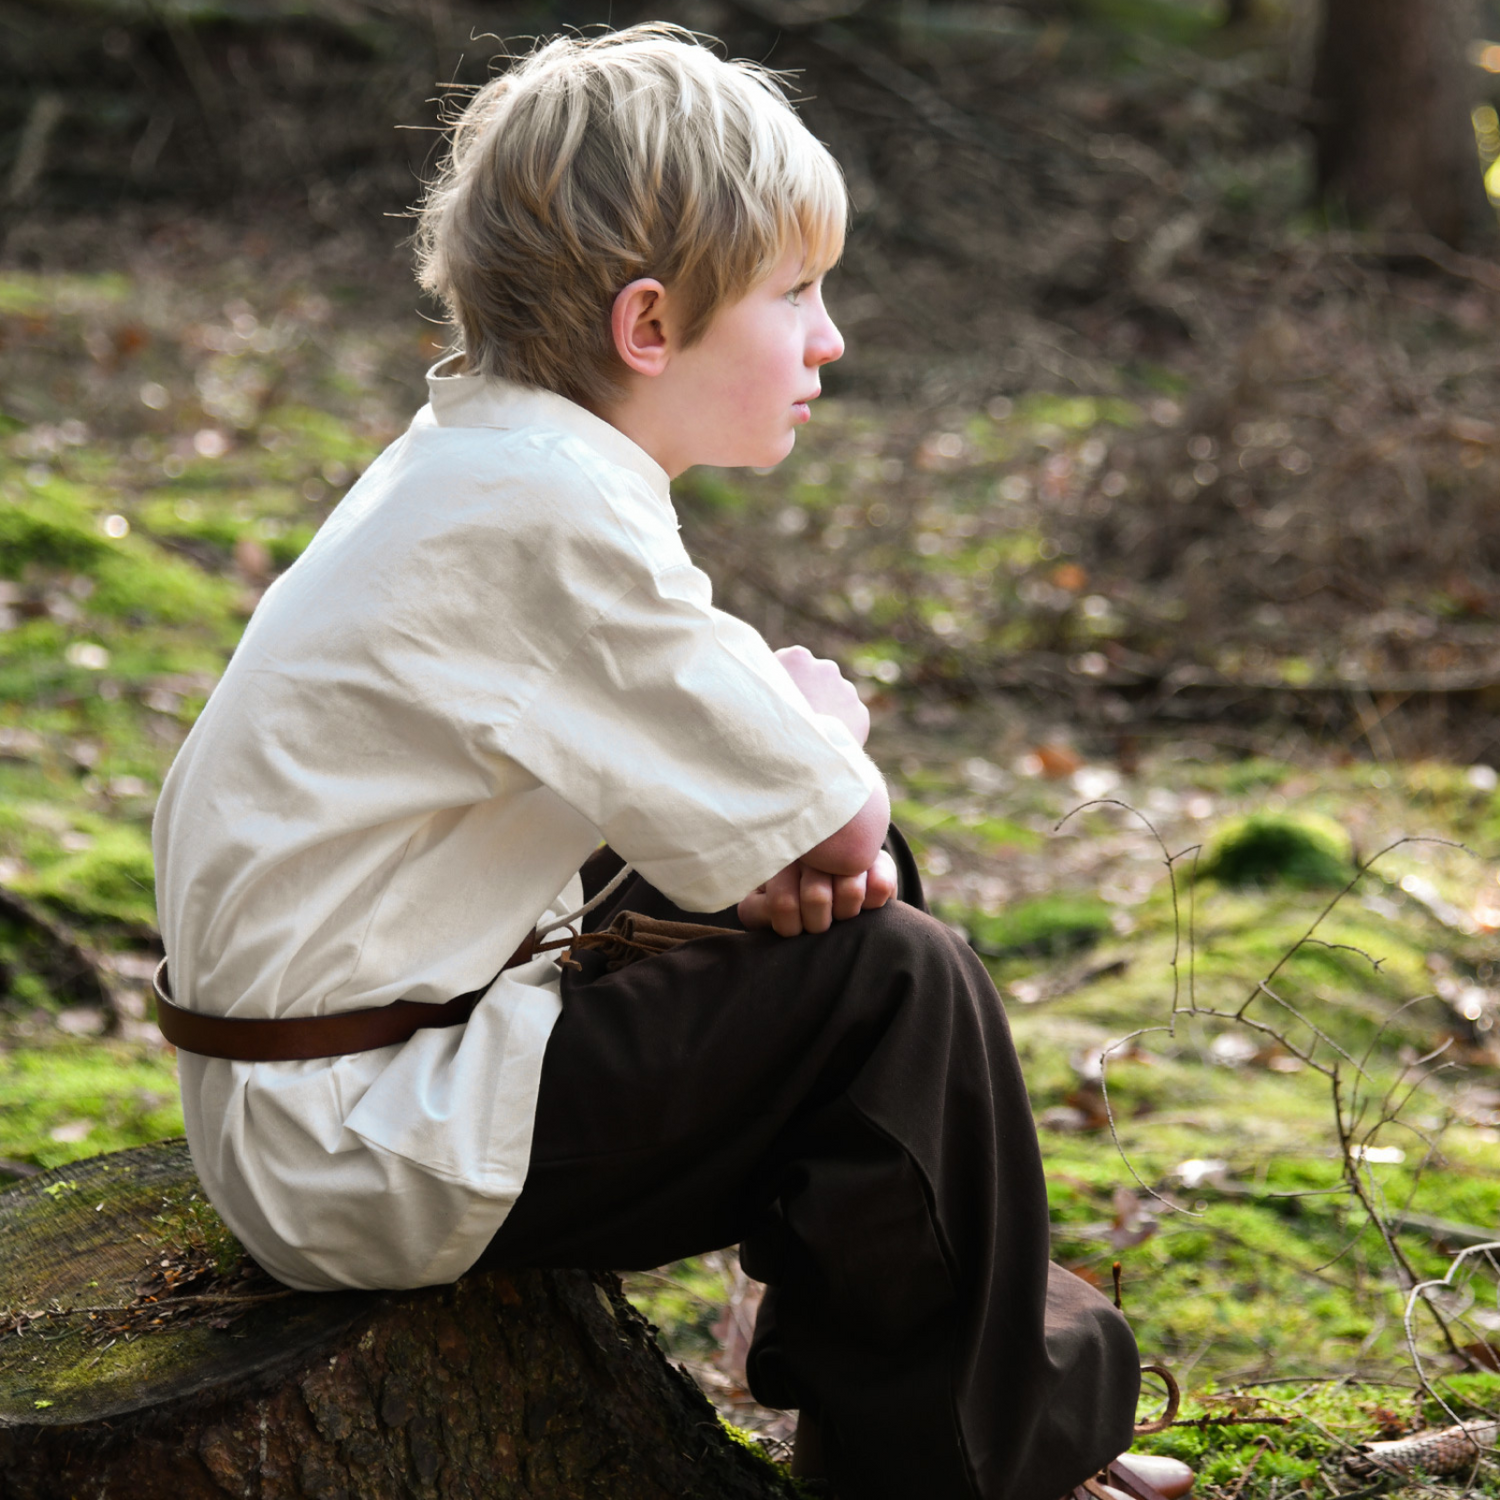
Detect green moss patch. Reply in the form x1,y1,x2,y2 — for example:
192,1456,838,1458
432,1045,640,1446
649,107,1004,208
1198,813,1354,889
964,895,1114,958
0,1042,182,1172
14,822,156,928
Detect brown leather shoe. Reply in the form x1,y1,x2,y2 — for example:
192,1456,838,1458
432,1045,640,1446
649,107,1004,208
1112,1454,1194,1499
1068,1454,1194,1500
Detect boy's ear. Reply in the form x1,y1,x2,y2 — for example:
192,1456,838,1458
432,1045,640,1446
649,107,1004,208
611,278,672,378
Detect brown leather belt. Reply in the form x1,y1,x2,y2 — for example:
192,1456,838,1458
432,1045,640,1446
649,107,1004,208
151,931,541,1063
150,912,732,1063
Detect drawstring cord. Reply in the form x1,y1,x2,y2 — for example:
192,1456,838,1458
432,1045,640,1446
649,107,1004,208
522,866,735,974
537,862,634,940
515,862,637,968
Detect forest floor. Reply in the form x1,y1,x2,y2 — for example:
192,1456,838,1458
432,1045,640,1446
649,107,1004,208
4,0,1500,1494
2,240,1499,1497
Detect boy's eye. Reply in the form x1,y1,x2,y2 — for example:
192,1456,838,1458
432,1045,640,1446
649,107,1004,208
787,282,812,305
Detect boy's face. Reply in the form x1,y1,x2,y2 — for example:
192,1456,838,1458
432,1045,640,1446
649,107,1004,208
610,242,845,477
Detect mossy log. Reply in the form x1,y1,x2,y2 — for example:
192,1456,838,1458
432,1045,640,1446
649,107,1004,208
0,1141,796,1500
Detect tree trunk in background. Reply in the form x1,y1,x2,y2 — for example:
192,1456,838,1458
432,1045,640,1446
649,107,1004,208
1311,0,1493,248
0,1142,796,1500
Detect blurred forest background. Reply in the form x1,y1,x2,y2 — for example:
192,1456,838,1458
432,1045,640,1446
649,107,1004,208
5,0,1500,1492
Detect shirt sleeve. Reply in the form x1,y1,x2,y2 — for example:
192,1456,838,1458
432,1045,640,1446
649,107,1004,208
502,561,882,913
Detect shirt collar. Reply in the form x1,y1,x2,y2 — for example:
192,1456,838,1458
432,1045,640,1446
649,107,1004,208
425,359,670,499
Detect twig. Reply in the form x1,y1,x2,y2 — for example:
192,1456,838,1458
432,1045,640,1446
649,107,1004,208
1055,800,1186,1018
1134,1365,1181,1434
1096,1026,1197,1216
1168,1414,1292,1430
1,1288,296,1337
1356,996,1439,1076
1242,836,1460,1013
1301,938,1386,971
1404,1242,1500,1430
1223,1437,1272,1500
1058,794,1497,1423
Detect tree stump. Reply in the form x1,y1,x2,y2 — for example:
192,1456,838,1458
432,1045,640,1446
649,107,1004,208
0,1141,796,1500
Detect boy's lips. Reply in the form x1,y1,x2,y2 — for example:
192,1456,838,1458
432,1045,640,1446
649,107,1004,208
792,390,820,422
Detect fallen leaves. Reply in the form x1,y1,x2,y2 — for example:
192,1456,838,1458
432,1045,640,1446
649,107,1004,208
0,1239,289,1344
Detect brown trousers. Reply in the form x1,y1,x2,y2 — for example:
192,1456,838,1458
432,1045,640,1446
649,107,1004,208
477,837,1139,1500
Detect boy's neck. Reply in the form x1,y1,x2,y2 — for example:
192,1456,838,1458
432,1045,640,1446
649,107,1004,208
593,390,691,480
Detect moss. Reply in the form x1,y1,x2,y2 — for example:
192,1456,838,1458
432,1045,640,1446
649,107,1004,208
258,405,377,469
0,483,237,626
890,797,1042,851
17,1313,220,1406
0,1041,182,1169
1215,759,1294,797
1198,812,1354,889
136,499,246,559
621,1257,728,1359
963,895,1113,958
0,486,112,575
718,1417,780,1469
148,1183,245,1277
0,272,131,318
16,822,156,927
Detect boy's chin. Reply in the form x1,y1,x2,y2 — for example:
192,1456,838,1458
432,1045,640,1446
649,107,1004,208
729,432,797,470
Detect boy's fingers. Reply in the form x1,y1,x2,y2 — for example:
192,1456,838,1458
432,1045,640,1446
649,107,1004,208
737,888,771,928
798,867,834,933
739,866,803,934
862,850,898,910
765,865,805,937
744,850,895,935
830,871,867,921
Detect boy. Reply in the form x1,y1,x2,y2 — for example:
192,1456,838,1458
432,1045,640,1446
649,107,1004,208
152,26,1171,1500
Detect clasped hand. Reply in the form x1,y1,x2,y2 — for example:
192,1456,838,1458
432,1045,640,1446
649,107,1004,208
737,645,897,937
738,852,899,937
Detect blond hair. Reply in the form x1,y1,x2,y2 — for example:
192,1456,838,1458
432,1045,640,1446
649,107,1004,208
414,25,847,411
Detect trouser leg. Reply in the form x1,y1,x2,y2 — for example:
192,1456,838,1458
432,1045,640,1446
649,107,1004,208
478,869,1138,1500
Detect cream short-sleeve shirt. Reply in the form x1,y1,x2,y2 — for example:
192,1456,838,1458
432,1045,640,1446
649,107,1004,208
152,367,881,1291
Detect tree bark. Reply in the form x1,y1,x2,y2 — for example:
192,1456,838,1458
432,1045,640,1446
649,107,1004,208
1310,0,1493,248
0,1141,796,1500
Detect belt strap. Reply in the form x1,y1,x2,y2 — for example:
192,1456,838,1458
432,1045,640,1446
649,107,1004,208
152,932,540,1062
152,910,734,1063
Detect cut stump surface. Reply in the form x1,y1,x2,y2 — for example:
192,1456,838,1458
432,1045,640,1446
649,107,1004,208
0,1141,796,1499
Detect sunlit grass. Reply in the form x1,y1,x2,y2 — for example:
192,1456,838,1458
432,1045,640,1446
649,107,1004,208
0,1037,182,1173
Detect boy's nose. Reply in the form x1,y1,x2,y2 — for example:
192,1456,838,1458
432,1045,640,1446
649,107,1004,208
809,313,844,368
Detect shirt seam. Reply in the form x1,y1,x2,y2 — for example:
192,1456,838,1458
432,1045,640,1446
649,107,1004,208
502,573,877,906
486,445,702,760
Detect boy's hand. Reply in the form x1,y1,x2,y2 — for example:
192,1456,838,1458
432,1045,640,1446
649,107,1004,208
775,646,869,747
739,850,898,937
